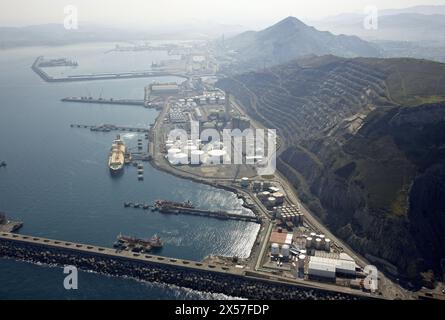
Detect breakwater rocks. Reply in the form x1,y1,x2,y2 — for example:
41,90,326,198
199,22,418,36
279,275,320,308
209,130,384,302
0,234,363,300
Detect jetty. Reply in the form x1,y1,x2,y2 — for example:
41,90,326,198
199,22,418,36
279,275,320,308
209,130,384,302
62,97,145,107
70,123,149,133
124,200,261,223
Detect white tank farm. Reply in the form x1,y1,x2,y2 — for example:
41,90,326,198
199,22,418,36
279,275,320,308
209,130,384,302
306,237,313,248
271,243,280,256
281,244,290,257
171,152,189,165
190,150,205,165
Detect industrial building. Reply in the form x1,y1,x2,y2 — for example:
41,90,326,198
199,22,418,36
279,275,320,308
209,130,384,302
308,256,357,280
149,82,180,95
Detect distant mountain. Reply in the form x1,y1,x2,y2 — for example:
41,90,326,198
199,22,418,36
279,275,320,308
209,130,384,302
312,6,445,43
224,16,381,71
381,5,445,16
218,55,445,286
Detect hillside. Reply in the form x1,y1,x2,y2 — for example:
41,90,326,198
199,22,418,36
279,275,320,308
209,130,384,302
217,56,445,285
223,17,381,71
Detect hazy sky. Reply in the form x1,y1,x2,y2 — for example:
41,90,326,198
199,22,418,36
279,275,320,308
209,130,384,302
1,0,445,28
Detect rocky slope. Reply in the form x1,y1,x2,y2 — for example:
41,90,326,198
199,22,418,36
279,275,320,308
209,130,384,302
218,56,445,286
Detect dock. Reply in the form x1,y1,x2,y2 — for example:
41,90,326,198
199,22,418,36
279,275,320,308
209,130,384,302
124,201,261,223
70,123,149,133
62,97,145,107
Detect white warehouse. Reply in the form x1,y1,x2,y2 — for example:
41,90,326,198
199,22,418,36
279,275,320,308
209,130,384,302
308,256,357,279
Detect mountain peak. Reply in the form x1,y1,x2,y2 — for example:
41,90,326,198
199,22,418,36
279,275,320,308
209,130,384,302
273,16,307,29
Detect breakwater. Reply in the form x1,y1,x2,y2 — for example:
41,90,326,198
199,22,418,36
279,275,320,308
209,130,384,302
0,232,369,300
32,56,188,83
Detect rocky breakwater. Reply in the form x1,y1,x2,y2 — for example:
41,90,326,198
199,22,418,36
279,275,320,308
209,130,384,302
0,233,364,300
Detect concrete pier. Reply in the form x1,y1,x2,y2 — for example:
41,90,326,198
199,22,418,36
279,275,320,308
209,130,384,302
62,97,145,107
0,232,375,300
70,124,149,133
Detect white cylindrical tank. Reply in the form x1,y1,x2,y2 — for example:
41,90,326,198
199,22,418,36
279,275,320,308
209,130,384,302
318,234,326,241
324,238,331,251
168,148,181,162
298,214,304,224
299,249,307,255
272,192,285,204
258,191,270,201
240,177,249,188
306,237,313,248
298,254,306,269
281,244,290,258
271,243,280,256
315,238,322,249
172,152,189,165
310,232,317,238
267,197,276,207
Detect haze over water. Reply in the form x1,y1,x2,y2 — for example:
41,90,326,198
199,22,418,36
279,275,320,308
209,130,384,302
0,43,259,299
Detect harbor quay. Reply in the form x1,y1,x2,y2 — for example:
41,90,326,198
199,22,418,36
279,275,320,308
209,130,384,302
0,232,373,300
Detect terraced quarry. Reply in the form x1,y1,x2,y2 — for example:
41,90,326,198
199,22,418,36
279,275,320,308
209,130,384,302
218,56,445,286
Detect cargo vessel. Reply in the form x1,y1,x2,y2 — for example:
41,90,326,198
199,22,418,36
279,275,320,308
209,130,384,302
113,234,163,253
108,135,126,174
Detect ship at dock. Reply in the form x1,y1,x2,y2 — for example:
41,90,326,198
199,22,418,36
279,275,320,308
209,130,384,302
108,135,126,175
154,199,194,211
113,234,163,253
